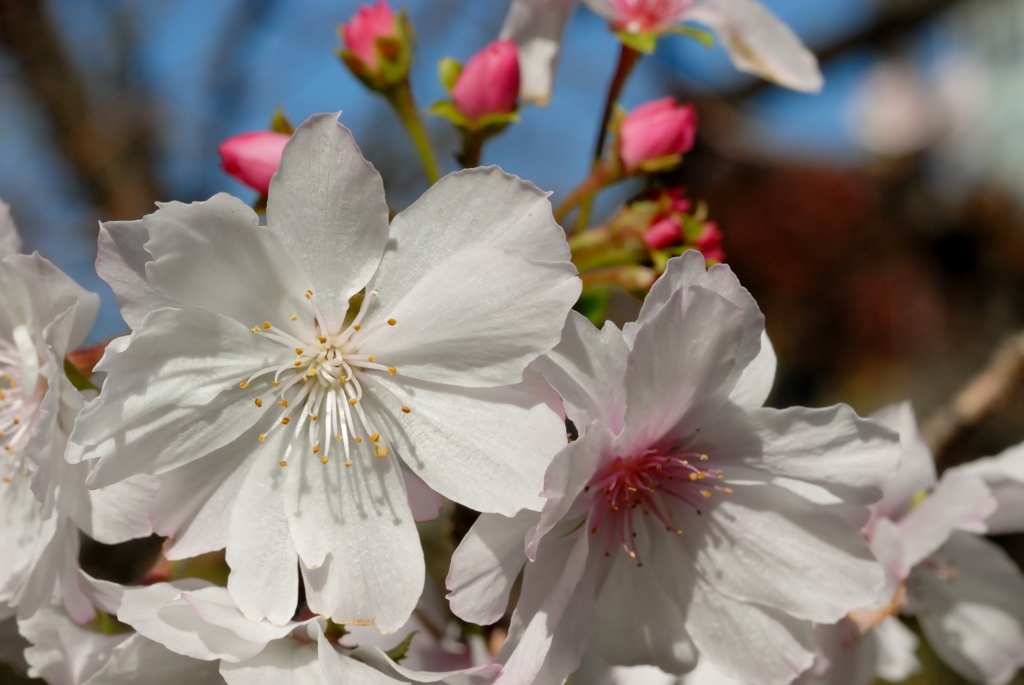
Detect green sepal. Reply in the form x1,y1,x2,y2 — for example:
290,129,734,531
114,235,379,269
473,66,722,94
93,611,133,636
672,24,715,49
252,194,268,216
325,619,348,643
574,288,612,327
438,57,462,93
270,107,294,135
428,100,519,135
428,100,471,128
615,30,658,54
636,153,683,174
385,630,418,662
64,358,98,392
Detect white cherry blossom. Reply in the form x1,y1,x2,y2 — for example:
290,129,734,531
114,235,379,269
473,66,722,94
447,251,898,685
70,113,581,631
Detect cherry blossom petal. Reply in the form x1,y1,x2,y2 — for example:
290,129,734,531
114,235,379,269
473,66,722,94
0,476,45,610
141,194,313,336
617,286,744,454
71,308,278,486
62,462,157,545
952,442,1024,535
19,606,130,685
317,633,404,685
897,470,994,568
178,586,300,647
727,330,776,410
869,517,909,598
870,402,936,518
403,469,443,522
690,483,883,623
218,634,325,685
266,113,389,327
447,510,538,625
97,219,176,329
500,0,579,104
685,579,815,685
872,617,920,683
284,431,423,634
370,166,572,320
89,633,226,685
909,532,1024,685
358,247,579,387
531,312,629,433
364,371,566,516
0,200,22,257
791,619,877,685
225,436,298,626
683,0,823,93
4,255,99,355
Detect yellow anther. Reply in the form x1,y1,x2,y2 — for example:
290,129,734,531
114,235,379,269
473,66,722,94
700,454,709,461
387,367,397,376
305,289,313,299
628,551,637,559
675,529,683,536
273,381,280,387
263,321,272,329
308,368,318,376
279,460,288,467
367,355,376,363
344,460,354,467
374,444,389,458
293,360,302,367
369,433,380,442
279,400,289,408
312,443,320,454
349,398,358,406
319,336,327,344
259,434,266,442
250,326,260,333
2,477,10,484
281,417,291,425
12,418,18,425
291,316,298,321
354,436,362,443
295,348,304,355
689,473,698,481
701,490,712,498
387,318,397,326
401,406,411,414
320,456,329,464
353,324,361,331
239,381,249,389
723,488,734,494
0,431,5,438
310,415,317,421
254,398,263,407
335,434,342,440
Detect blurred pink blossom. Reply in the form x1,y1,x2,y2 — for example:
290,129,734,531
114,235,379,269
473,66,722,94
218,131,289,195
452,39,521,122
609,0,692,32
618,98,696,170
341,1,398,71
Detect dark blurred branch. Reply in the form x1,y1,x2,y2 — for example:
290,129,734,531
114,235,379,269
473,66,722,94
922,331,1024,463
724,0,967,103
0,0,159,218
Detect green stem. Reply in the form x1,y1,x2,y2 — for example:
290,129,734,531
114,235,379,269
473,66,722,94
459,130,485,169
553,161,619,225
385,81,441,184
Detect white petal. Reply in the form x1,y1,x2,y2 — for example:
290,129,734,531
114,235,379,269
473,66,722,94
359,246,579,387
909,532,1024,685
118,580,272,663
684,0,823,93
225,435,298,627
403,469,443,522
531,312,629,433
617,286,744,454
349,643,501,684
727,330,776,409
266,113,389,328
0,199,22,257
62,463,157,545
952,441,1024,535
19,606,130,685
872,617,920,683
178,585,299,647
692,482,884,623
4,254,99,355
500,0,579,104
0,472,44,608
89,632,226,685
897,470,994,568
71,308,278,486
446,510,538,625
142,194,313,334
868,517,908,601
365,371,566,516
791,619,877,685
284,432,423,634
372,166,572,318
97,219,176,329
219,633,326,685
870,402,936,518
318,633,404,685
685,579,815,685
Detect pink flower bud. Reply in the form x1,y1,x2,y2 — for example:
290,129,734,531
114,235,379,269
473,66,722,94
618,98,697,171
452,40,520,123
218,131,290,195
641,215,683,250
610,0,692,33
342,1,398,72
695,221,725,263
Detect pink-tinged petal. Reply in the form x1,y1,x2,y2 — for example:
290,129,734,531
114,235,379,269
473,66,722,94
500,0,579,104
89,632,227,685
870,402,936,518
868,517,909,598
690,482,884,623
219,131,290,196
625,251,763,371
531,312,629,433
219,629,326,685
97,220,178,329
786,619,877,685
141,193,313,336
403,469,443,522
70,308,278,486
897,470,994,568
728,330,776,409
318,632,405,684
284,429,423,634
225,435,298,627
77,572,123,616
685,579,815,685
179,585,299,647
527,423,613,559
683,0,823,93
952,441,1024,535
266,113,389,328
497,531,596,685
350,643,501,684
617,286,745,454
0,199,22,257
872,617,920,683
359,247,579,387
908,532,1024,685
364,371,566,516
681,659,745,685
447,510,538,625
118,580,267,662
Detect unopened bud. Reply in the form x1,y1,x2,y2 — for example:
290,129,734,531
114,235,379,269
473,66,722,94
218,131,290,195
618,98,697,172
452,40,520,123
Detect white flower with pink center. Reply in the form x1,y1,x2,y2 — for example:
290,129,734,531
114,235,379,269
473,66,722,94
447,251,899,685
69,113,581,632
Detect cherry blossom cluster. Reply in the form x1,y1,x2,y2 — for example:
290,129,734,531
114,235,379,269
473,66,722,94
3,1,1024,685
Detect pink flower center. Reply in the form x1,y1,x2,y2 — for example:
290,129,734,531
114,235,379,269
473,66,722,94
609,0,693,33
585,447,731,565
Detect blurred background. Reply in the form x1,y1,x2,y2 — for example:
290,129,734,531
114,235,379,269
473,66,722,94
2,0,1024,682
